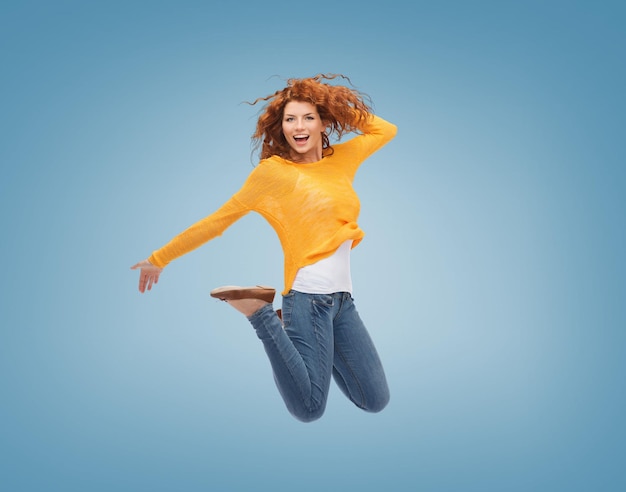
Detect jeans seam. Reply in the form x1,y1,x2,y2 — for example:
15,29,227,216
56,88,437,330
254,304,311,409
333,294,367,409
334,347,367,409
309,296,332,414
270,322,312,409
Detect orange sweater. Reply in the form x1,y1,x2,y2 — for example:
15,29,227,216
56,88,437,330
149,114,397,294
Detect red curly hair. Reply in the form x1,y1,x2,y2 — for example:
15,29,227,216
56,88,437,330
249,74,372,160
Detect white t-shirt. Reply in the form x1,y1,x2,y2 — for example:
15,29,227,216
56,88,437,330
292,240,353,294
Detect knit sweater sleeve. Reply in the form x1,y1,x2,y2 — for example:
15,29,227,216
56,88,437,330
148,196,250,268
356,113,397,140
336,114,398,175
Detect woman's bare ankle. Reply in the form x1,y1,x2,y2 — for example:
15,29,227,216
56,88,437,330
226,298,268,317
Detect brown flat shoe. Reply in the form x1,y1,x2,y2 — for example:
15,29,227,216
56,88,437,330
210,285,276,303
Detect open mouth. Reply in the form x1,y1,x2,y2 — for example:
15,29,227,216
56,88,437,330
294,135,309,144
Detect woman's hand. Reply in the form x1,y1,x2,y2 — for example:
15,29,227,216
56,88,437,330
130,259,163,293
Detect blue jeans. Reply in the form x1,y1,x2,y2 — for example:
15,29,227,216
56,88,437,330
248,291,389,422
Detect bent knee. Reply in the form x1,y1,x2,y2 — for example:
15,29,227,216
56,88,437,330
286,400,327,423
290,407,325,423
363,390,390,414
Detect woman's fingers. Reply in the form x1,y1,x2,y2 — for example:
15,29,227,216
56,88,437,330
139,272,147,292
147,270,157,288
143,270,160,292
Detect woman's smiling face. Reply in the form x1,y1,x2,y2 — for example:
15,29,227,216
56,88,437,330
282,101,326,163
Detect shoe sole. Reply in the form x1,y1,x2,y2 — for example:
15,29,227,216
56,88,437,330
210,285,276,303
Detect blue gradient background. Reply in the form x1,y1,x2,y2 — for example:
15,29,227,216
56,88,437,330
1,1,624,491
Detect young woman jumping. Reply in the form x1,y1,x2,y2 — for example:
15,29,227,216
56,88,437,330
131,74,397,422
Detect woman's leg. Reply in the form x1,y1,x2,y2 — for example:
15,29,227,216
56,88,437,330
247,291,336,422
331,293,390,413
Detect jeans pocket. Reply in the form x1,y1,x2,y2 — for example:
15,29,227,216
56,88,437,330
280,292,292,326
312,294,334,307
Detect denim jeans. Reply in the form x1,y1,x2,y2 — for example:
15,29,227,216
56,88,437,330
247,290,389,422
